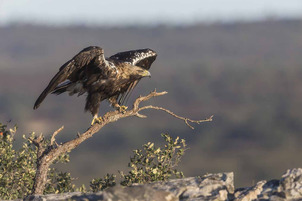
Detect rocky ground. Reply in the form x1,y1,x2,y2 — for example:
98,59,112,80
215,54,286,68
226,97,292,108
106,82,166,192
22,168,302,201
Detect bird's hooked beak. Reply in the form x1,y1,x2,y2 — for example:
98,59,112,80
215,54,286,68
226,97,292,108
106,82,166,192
142,70,151,78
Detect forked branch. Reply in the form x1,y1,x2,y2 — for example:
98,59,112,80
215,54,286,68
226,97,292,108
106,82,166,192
139,105,213,129
31,90,213,195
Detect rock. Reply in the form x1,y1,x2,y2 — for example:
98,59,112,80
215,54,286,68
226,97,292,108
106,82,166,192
23,172,233,201
24,186,177,201
233,180,267,201
146,172,234,201
234,168,302,201
21,168,302,201
102,185,177,201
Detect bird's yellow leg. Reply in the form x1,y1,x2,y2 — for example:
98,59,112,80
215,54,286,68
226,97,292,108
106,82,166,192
91,115,103,125
108,97,128,113
112,102,128,113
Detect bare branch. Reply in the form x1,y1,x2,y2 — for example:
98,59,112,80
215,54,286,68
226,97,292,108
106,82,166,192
138,106,213,129
50,126,64,146
133,90,168,110
31,90,213,195
135,113,147,118
30,134,45,158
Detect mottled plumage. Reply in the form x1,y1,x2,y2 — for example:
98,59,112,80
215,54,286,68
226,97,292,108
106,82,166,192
33,46,157,122
109,48,157,104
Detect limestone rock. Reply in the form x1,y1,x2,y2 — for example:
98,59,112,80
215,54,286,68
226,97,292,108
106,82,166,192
102,185,177,201
146,172,234,201
24,172,233,201
234,168,302,201
20,168,302,201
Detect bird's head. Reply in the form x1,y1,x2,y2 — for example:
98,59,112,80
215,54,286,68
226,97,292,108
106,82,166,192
129,66,151,79
134,66,151,78
140,69,152,78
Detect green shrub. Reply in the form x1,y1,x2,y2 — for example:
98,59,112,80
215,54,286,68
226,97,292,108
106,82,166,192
0,122,187,198
0,123,75,200
91,133,187,191
90,174,116,192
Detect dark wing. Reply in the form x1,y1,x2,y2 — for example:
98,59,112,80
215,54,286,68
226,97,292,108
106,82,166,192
33,46,104,109
109,48,157,104
109,48,157,70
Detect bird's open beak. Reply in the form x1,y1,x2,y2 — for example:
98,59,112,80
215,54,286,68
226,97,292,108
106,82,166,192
143,70,151,78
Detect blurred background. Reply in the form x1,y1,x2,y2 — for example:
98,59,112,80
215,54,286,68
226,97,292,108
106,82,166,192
1,0,302,188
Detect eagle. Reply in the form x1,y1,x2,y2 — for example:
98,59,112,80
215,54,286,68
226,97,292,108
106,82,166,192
33,46,157,124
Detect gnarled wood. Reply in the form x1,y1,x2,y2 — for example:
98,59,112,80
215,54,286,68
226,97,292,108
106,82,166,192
31,90,213,195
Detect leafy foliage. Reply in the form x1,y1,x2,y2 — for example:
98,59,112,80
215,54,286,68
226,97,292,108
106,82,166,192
90,174,116,192
90,133,187,191
120,133,186,185
0,123,76,200
0,122,187,198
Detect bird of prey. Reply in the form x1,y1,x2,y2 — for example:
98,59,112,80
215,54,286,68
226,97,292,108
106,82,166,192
33,46,157,124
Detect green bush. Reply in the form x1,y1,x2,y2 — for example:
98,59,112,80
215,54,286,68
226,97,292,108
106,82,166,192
90,173,116,192
0,123,187,198
91,133,187,191
0,123,75,200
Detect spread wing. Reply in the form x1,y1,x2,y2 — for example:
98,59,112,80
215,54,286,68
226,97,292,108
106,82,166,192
33,46,105,109
109,48,157,70
109,48,157,104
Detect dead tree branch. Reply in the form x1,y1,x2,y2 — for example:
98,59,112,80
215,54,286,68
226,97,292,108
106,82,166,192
50,126,64,146
31,90,213,195
138,105,213,129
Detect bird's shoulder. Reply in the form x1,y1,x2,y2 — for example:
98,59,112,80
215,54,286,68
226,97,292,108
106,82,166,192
59,46,104,71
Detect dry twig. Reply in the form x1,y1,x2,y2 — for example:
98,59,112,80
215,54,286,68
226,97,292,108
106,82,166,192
50,126,64,146
31,90,213,195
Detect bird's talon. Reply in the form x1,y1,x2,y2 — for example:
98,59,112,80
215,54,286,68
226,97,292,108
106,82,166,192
119,105,128,113
91,116,103,125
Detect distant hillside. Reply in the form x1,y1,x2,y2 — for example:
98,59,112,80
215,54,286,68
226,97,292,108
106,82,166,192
1,19,302,187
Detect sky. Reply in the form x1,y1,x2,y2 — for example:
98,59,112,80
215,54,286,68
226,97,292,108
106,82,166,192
0,0,302,26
